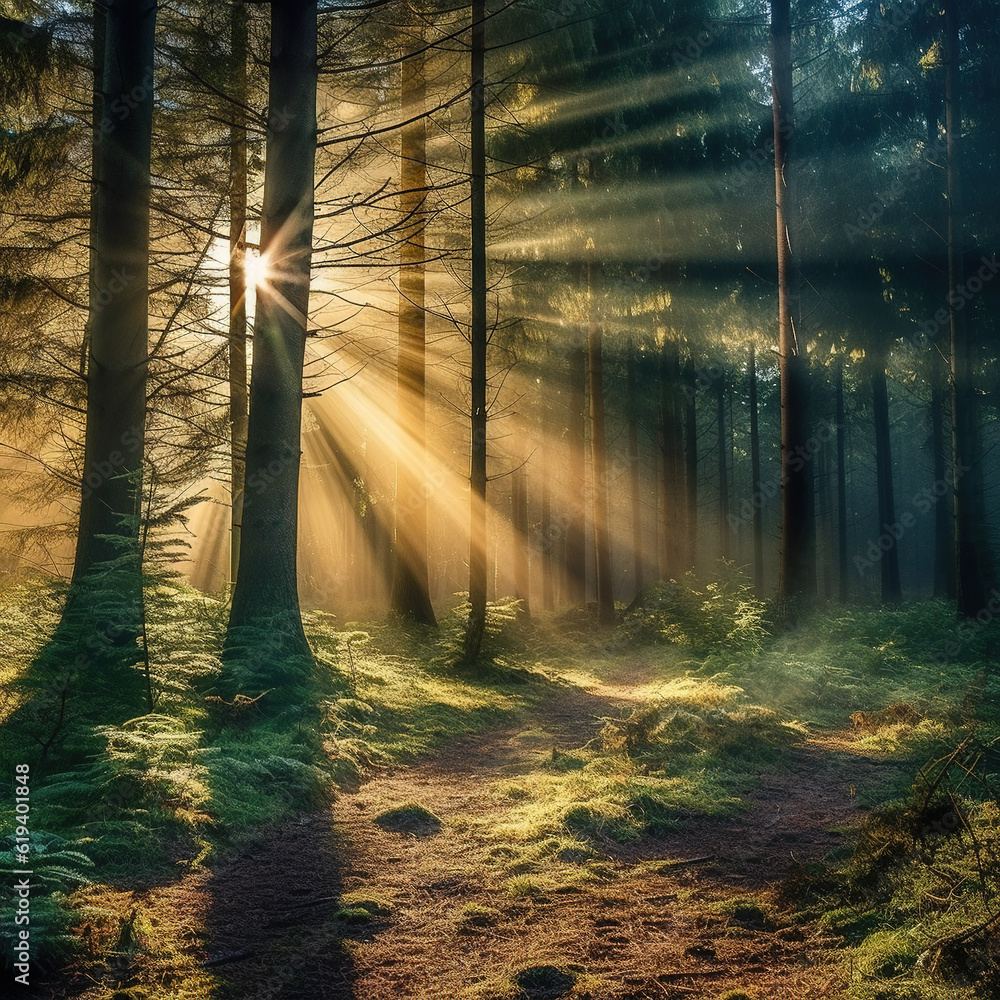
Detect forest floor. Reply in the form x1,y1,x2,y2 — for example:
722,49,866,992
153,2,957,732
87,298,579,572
44,654,914,1000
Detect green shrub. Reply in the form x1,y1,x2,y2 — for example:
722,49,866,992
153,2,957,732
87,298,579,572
618,560,767,657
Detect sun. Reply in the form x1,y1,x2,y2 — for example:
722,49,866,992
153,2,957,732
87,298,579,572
243,247,263,290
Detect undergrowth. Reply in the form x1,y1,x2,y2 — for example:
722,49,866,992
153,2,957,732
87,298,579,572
2,561,998,998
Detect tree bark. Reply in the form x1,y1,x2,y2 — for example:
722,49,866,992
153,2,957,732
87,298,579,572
871,351,902,603
226,0,316,664
390,26,436,625
512,455,530,620
81,4,106,382
462,0,488,662
626,334,644,597
69,0,156,626
660,338,682,580
930,362,955,598
749,345,764,595
229,0,248,586
587,253,615,626
772,0,814,604
944,0,991,618
684,354,698,573
715,368,730,561
565,311,588,605
836,361,849,601
538,366,554,611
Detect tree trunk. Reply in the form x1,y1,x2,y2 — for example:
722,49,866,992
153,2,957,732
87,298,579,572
772,0,813,604
871,353,902,603
81,4,106,382
684,355,698,573
715,368,730,560
565,312,588,606
390,27,436,625
512,456,530,620
229,0,248,586
462,0,488,662
836,361,849,601
626,334,644,597
944,0,991,618
538,367,554,611
587,254,614,626
69,0,156,630
660,338,682,580
226,0,316,665
930,362,955,598
749,344,764,595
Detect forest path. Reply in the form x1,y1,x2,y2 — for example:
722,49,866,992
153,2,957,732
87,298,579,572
194,658,907,1000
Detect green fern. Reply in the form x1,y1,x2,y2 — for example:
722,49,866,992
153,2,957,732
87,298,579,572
0,832,93,972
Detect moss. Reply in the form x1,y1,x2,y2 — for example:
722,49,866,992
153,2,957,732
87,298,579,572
374,802,442,835
855,930,920,978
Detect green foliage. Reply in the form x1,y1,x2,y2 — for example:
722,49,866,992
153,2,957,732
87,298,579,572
434,594,524,670
0,831,94,972
219,616,315,702
618,560,768,658
790,740,1000,999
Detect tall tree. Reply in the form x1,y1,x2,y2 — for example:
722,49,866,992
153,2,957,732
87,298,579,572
228,0,248,586
748,344,764,595
626,333,645,595
390,20,436,625
683,355,698,572
772,0,813,604
929,363,955,598
226,0,317,667
587,249,614,625
835,360,849,601
870,341,901,602
462,0,488,663
68,0,156,623
715,366,730,560
943,0,990,618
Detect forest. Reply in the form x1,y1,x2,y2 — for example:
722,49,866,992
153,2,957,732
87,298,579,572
2,0,1000,998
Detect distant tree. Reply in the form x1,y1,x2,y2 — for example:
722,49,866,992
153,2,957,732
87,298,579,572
587,249,614,626
390,15,437,625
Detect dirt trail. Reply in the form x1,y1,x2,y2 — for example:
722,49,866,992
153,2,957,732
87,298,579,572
50,669,903,999
193,673,901,1000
